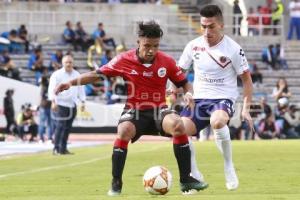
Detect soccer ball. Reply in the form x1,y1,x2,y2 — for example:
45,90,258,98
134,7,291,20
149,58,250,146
143,166,172,195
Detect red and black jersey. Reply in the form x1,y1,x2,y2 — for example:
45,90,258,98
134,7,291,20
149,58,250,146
96,49,186,110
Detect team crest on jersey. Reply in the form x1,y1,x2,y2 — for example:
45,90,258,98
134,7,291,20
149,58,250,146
157,67,166,78
206,51,232,68
219,56,227,63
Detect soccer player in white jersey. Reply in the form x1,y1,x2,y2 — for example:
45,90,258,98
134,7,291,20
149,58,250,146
178,5,254,190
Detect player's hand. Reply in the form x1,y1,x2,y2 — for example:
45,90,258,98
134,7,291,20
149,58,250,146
241,109,254,134
54,83,71,95
183,92,194,109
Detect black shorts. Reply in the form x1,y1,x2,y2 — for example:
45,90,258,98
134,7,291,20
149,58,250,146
118,108,177,143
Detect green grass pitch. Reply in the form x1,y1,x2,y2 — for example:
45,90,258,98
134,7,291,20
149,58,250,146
0,140,299,200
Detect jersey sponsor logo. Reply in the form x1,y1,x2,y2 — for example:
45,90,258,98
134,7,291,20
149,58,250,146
157,67,166,78
143,71,153,77
130,69,138,75
199,76,225,84
192,46,205,51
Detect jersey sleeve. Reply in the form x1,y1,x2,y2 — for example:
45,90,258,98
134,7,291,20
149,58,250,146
167,58,186,84
178,41,193,70
96,55,124,77
231,47,249,75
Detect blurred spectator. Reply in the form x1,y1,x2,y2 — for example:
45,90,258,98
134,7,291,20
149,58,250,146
108,0,121,3
253,97,273,138
98,49,117,103
248,59,263,86
100,49,113,66
7,29,24,44
272,77,292,101
92,23,116,49
257,114,280,139
259,0,272,35
85,83,102,96
281,104,300,139
16,103,38,142
18,24,30,53
273,44,288,70
0,50,21,80
259,96,272,118
271,0,284,35
63,21,79,51
261,44,276,70
241,98,271,140
287,0,300,40
3,89,17,135
247,7,259,36
49,50,63,71
233,0,242,36
28,48,46,85
38,75,53,143
75,21,94,52
186,68,194,83
48,55,86,155
7,29,25,53
274,96,289,135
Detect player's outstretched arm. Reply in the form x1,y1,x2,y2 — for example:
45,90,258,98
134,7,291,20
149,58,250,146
55,70,100,95
240,71,254,130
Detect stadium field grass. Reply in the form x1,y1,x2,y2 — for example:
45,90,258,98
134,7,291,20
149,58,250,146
0,140,300,200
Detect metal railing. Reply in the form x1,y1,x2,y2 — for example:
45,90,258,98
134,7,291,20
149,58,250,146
0,11,285,39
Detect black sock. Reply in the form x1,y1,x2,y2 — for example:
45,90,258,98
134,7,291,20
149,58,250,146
112,139,128,180
173,135,191,183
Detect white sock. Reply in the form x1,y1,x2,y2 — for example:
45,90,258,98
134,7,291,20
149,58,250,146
188,138,204,182
213,125,233,169
213,125,238,189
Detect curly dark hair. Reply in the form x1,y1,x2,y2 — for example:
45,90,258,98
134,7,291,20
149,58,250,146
137,20,163,38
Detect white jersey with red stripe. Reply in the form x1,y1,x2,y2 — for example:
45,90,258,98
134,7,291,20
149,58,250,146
178,35,249,102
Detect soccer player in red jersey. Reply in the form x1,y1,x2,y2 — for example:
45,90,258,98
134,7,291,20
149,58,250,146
54,20,208,195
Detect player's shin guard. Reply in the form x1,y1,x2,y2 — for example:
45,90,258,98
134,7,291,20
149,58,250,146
173,134,191,182
112,138,129,180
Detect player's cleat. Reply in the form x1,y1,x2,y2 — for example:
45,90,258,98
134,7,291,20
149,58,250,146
107,178,122,196
225,166,239,191
61,149,74,155
180,176,208,194
226,181,239,191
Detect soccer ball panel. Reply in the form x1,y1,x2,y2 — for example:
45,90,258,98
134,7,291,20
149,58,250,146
143,166,172,195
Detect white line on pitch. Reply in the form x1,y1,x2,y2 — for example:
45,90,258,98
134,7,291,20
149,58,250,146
0,145,165,179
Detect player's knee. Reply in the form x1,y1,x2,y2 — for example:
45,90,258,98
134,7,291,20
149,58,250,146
118,124,135,141
170,118,185,136
210,118,227,129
